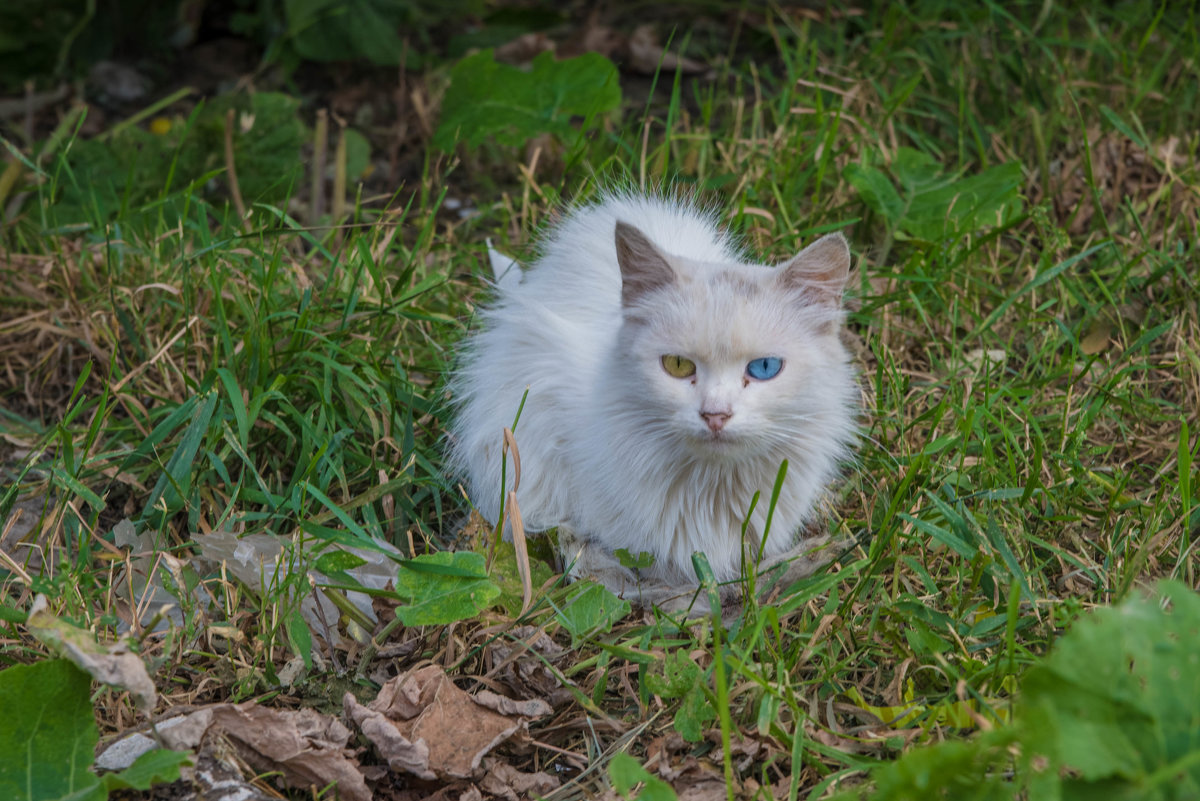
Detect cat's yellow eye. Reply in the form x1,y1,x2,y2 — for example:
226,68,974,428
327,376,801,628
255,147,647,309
661,354,697,378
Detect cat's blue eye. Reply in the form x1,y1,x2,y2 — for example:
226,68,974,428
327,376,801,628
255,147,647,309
746,357,783,381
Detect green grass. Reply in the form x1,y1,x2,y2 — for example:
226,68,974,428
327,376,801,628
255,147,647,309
2,1,1198,799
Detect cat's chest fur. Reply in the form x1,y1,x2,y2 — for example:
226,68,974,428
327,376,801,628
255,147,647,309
449,193,857,594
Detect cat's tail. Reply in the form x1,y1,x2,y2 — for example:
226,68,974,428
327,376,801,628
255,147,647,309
486,238,522,291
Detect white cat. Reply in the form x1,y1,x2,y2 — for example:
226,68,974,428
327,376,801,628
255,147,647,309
449,193,857,611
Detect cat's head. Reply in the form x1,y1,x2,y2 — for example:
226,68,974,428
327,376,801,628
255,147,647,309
613,221,854,456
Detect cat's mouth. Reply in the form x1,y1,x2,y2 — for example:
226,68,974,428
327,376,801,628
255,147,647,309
697,427,739,447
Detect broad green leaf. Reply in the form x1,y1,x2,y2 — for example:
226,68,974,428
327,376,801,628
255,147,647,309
397,552,489,577
673,685,715,743
555,582,631,643
100,748,191,792
609,753,679,801
644,649,702,698
870,731,1021,801
394,551,501,626
49,467,105,511
645,652,718,742
615,549,656,570
0,660,103,801
843,163,906,224
1021,581,1200,798
284,0,413,65
313,549,368,574
284,609,313,670
435,49,621,150
828,582,1200,800
905,161,1023,241
490,540,556,617
845,149,1023,241
891,147,943,191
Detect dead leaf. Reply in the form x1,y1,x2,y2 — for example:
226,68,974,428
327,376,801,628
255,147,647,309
344,664,551,781
26,594,157,713
564,20,623,59
189,740,277,801
808,726,885,755
156,703,371,801
478,757,561,801
1080,321,1112,354
194,529,402,648
677,780,739,801
473,688,553,718
490,625,572,704
560,20,706,76
423,784,483,801
344,695,435,779
962,348,1008,370
494,32,556,64
627,25,706,75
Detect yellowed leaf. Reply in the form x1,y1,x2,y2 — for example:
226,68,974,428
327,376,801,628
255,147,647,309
1081,321,1112,354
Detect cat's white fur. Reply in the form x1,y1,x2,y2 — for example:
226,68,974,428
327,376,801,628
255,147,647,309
449,193,857,607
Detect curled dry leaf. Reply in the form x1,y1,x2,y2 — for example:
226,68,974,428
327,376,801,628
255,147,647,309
551,20,706,76
156,703,371,801
193,529,402,648
649,731,773,789
1080,321,1113,354
478,757,561,801
490,625,573,704
473,688,555,718
26,594,157,714
961,348,1008,371
343,664,552,781
189,741,277,801
111,517,189,633
494,32,556,64
627,25,706,75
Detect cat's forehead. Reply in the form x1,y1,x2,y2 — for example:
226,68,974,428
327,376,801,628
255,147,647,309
705,268,763,298
674,258,782,315
641,272,819,360
678,256,769,287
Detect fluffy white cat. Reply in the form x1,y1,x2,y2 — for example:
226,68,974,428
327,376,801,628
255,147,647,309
449,193,857,611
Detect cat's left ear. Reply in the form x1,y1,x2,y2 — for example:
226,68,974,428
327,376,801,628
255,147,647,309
778,233,851,308
616,221,676,307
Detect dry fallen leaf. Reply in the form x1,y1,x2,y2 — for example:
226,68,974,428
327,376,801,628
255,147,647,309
193,529,402,648
494,32,556,64
156,703,371,801
26,594,157,713
627,25,706,75
1080,321,1112,354
189,740,277,801
478,757,561,801
344,663,552,781
962,348,1008,370
490,625,573,704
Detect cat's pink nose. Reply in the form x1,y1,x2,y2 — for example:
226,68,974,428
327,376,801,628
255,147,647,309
701,411,732,432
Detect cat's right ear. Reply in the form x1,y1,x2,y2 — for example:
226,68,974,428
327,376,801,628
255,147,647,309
778,232,851,308
616,221,675,307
